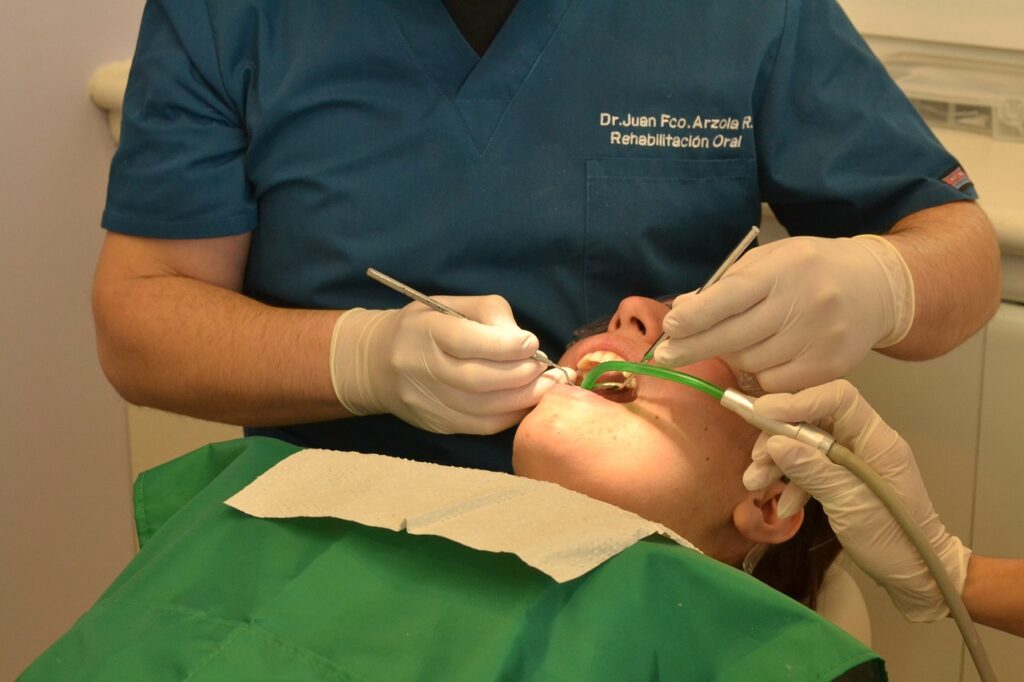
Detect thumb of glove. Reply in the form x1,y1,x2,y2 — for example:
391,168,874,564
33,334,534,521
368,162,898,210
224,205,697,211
763,435,855,504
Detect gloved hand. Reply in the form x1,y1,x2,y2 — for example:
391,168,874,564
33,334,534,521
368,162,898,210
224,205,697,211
329,296,573,435
742,380,972,622
653,235,915,392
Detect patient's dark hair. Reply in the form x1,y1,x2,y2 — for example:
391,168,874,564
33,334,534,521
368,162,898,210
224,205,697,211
752,498,841,610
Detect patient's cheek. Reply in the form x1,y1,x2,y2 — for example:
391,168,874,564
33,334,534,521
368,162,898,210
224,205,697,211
512,409,574,478
511,400,618,489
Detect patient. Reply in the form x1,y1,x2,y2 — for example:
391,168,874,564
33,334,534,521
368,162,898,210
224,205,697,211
513,296,840,607
17,306,868,681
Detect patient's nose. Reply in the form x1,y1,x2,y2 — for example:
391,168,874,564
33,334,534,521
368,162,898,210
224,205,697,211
608,296,668,344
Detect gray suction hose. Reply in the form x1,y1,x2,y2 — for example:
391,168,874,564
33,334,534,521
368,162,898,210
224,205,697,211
721,389,997,682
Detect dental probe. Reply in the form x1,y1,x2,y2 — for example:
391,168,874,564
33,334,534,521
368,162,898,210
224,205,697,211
365,268,571,381
641,225,761,363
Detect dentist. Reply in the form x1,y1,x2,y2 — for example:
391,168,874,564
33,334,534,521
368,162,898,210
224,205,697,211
94,0,999,471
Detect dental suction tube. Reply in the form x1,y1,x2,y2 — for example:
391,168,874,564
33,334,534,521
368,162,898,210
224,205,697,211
578,361,724,399
580,362,998,682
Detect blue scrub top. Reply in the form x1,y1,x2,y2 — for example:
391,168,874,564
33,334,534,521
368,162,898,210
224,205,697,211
104,0,975,472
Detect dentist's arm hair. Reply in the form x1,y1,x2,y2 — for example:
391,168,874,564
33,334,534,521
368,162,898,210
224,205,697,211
93,231,347,426
962,555,1024,637
881,201,1001,360
93,231,556,434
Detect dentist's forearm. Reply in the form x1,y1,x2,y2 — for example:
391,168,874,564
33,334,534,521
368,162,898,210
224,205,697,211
960,555,1024,637
881,201,1001,360
94,272,350,426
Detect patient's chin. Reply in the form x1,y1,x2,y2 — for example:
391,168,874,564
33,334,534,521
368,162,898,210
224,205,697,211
510,447,563,488
510,418,541,477
511,419,581,483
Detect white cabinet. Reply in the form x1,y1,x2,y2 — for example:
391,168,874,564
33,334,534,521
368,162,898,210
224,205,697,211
841,315,1024,682
962,303,1024,681
761,189,1024,679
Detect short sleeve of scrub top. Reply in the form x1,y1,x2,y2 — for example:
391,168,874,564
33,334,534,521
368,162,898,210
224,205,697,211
102,0,255,237
754,0,976,236
105,0,975,243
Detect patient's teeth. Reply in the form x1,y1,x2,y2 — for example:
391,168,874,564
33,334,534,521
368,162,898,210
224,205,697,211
576,350,625,370
576,350,635,390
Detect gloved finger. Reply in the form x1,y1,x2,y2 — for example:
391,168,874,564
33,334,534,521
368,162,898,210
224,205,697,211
753,333,874,393
438,295,522,330
661,269,771,339
841,410,909,476
743,432,782,490
717,324,812,377
552,366,577,385
754,380,875,442
763,434,857,502
777,482,810,519
746,355,848,394
743,458,784,491
429,354,548,393
718,295,862,378
437,368,569,417
753,380,852,423
750,429,771,459
654,297,787,368
499,365,574,398
428,312,539,361
756,382,911,480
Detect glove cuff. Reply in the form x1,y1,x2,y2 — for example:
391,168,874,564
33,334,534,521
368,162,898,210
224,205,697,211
852,235,916,348
330,308,395,416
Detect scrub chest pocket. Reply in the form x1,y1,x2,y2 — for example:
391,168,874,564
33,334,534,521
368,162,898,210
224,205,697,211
584,157,758,319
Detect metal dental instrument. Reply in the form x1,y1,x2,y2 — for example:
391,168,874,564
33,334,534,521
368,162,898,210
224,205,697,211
586,225,761,393
641,225,761,364
366,268,571,381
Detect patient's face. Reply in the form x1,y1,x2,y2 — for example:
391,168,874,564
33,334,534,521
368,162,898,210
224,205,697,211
513,297,759,559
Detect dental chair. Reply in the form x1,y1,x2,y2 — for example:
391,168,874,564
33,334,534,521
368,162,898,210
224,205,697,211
19,437,883,681
819,562,873,647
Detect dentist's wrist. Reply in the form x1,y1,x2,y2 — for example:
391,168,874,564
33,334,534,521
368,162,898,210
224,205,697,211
852,234,916,348
330,308,397,416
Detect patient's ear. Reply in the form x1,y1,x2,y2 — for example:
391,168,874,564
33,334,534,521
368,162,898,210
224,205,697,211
732,480,803,545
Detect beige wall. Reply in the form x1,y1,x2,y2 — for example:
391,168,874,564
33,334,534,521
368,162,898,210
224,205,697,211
0,1,144,678
840,0,1024,51
0,2,1018,680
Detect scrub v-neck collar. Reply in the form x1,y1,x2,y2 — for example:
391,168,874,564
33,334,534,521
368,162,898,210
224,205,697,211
387,0,575,152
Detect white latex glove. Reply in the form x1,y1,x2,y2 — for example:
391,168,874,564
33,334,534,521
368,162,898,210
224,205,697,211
654,235,915,392
329,296,573,435
742,380,971,622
